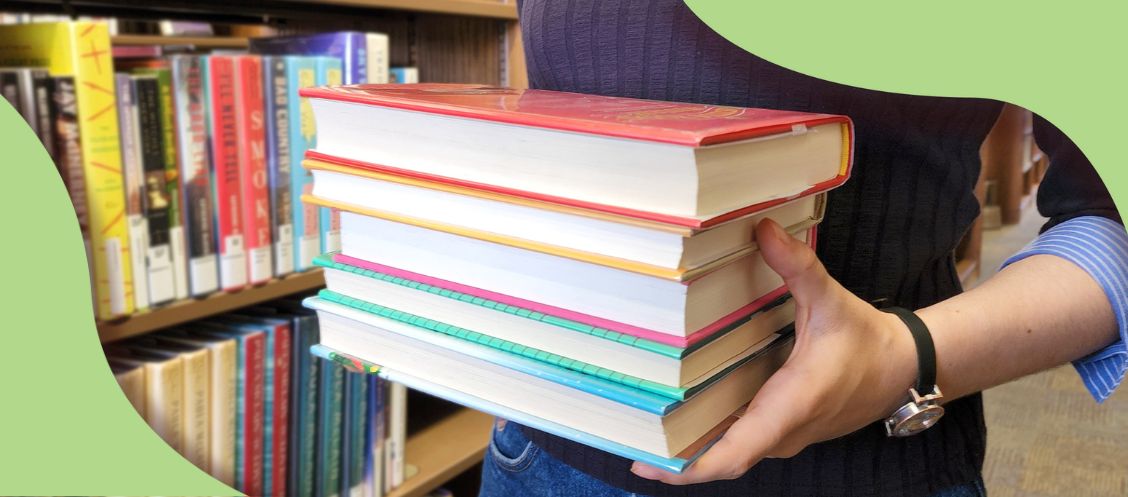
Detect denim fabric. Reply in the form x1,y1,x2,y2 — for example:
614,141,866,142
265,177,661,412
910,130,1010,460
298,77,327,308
478,419,987,497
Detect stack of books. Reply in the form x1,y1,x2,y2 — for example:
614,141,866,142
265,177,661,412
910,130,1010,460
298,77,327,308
300,84,854,471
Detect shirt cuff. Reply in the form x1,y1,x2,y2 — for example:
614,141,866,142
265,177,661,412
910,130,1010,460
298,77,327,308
1001,215,1128,402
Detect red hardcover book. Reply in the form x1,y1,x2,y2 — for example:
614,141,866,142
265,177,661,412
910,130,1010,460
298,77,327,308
271,319,291,497
301,83,854,229
205,56,247,290
244,330,265,497
233,56,273,285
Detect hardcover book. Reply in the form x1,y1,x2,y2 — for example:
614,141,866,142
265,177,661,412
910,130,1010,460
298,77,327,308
1,21,136,319
233,56,274,285
169,55,219,296
134,74,176,305
249,31,368,84
203,55,248,291
116,72,151,311
263,56,295,277
282,56,322,271
301,84,853,228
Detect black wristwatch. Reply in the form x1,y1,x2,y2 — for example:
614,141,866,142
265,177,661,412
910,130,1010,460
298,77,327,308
881,307,945,437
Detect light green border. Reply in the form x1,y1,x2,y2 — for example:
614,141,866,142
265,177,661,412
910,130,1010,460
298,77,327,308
1,2,1124,493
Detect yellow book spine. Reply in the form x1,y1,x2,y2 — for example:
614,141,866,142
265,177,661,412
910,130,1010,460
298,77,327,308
181,348,211,472
210,340,237,486
0,21,135,318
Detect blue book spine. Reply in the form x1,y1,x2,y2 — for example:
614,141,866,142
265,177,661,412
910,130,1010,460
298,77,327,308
248,32,366,84
263,56,295,277
234,336,247,490
284,56,320,271
340,373,354,497
316,357,344,497
263,324,277,497
303,336,321,497
315,57,344,255
288,315,304,497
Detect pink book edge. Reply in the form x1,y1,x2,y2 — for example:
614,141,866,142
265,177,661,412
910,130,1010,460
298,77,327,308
331,254,791,348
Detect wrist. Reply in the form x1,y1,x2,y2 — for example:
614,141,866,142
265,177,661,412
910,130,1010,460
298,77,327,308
875,309,920,413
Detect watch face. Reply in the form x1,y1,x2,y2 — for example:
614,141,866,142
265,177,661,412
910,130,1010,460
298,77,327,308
893,405,944,437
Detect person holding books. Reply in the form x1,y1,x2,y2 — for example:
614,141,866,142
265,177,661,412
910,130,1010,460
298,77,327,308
479,1,1127,496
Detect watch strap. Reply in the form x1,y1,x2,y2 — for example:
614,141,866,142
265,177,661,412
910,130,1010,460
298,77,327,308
883,306,937,394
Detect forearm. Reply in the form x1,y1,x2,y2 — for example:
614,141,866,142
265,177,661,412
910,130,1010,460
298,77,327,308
919,254,1118,400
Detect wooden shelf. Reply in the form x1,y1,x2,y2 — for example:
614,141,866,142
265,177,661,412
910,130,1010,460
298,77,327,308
306,0,518,19
956,258,980,288
97,270,325,343
112,34,250,48
388,408,493,497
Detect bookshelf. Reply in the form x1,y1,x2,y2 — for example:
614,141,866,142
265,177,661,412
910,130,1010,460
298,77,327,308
309,0,518,19
390,408,493,497
96,270,326,343
111,34,249,48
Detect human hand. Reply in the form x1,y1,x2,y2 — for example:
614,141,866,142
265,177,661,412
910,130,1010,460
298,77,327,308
630,219,919,485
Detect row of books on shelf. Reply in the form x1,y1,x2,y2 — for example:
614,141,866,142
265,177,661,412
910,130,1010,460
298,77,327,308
106,295,410,497
296,83,855,472
0,22,419,321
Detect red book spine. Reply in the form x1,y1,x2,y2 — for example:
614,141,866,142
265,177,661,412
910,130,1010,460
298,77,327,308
273,322,292,497
235,56,273,285
244,331,265,497
208,56,247,290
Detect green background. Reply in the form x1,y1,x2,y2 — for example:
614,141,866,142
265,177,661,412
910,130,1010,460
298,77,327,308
0,1,1123,494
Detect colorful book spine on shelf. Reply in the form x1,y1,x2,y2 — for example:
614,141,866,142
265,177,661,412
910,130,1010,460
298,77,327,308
388,67,418,84
49,76,96,304
248,31,368,84
169,55,219,296
284,56,321,271
203,55,248,291
317,356,345,497
365,375,385,497
116,72,150,311
134,74,176,305
365,33,389,84
340,372,354,497
30,70,56,160
263,56,295,277
137,65,190,300
316,57,343,255
233,55,273,285
2,21,136,321
344,371,368,497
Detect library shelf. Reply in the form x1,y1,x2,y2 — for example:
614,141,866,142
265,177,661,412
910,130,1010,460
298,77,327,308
310,0,518,19
97,269,325,343
389,408,493,497
111,34,250,48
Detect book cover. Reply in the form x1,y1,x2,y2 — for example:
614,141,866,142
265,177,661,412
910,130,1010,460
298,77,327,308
316,56,343,255
263,56,295,277
0,22,135,319
234,55,273,285
135,65,190,300
316,356,345,497
203,55,248,291
117,72,150,312
249,31,367,84
283,56,320,271
134,75,176,305
312,344,737,475
169,55,219,296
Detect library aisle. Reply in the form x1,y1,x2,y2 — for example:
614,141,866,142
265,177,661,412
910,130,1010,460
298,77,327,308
979,207,1128,497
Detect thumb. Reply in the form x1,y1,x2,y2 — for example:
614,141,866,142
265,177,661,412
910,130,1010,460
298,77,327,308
756,219,834,307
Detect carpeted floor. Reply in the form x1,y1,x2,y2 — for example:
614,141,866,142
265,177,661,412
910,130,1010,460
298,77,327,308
976,208,1128,497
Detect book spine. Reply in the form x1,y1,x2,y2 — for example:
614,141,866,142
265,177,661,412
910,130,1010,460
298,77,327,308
235,56,273,284
245,332,266,497
211,340,238,486
31,70,55,160
135,76,175,305
264,57,295,277
288,315,304,497
367,34,389,84
340,373,354,497
301,322,321,497
348,33,367,84
287,57,320,271
171,55,218,296
114,366,146,418
234,336,248,491
51,77,90,260
316,58,343,255
388,382,406,489
317,358,344,497
181,349,211,472
152,68,190,300
205,56,248,291
350,373,367,497
117,73,150,312
271,322,292,497
263,324,277,497
365,375,384,497
146,358,185,453
14,68,37,131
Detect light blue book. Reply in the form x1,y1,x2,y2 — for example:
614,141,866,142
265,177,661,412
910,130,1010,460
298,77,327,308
311,344,730,474
282,55,321,271
315,56,344,256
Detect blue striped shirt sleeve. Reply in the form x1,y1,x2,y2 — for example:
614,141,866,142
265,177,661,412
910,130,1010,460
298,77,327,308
1001,215,1128,402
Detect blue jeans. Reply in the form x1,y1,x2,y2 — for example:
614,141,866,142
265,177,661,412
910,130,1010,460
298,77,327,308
479,419,987,497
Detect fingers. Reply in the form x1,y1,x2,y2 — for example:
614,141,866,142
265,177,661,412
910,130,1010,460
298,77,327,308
756,219,835,308
631,367,813,485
